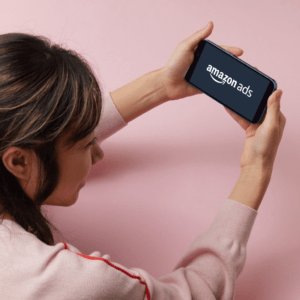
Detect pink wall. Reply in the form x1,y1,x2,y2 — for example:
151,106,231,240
1,1,299,299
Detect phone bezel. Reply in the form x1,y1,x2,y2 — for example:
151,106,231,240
185,39,277,124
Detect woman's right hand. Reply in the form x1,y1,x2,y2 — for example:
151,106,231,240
224,88,286,172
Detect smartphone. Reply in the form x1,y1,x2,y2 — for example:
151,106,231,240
185,39,277,124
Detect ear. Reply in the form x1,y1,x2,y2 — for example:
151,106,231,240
1,147,33,182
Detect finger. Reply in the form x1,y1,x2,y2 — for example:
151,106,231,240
265,89,283,125
279,111,286,131
219,45,244,57
280,111,286,126
187,21,214,51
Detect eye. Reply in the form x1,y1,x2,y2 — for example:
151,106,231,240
87,137,98,147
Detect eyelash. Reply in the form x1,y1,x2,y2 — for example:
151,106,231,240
87,137,98,147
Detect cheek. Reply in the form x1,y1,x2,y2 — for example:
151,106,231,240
45,143,93,205
81,149,93,178
64,151,92,186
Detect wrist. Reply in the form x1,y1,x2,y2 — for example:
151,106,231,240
153,68,170,104
241,162,273,178
110,68,168,123
229,167,272,211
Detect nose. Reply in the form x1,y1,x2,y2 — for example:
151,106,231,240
98,148,104,160
92,144,104,165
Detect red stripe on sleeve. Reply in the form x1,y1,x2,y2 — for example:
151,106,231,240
60,241,150,300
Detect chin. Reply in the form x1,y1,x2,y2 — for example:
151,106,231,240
64,195,79,207
43,195,78,207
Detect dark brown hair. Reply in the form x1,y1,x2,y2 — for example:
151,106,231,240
0,33,102,245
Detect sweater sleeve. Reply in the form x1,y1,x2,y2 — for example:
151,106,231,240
94,91,128,143
57,198,257,300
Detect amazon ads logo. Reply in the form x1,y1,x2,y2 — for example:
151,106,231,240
206,64,253,97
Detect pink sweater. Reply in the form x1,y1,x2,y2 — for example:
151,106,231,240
0,92,258,300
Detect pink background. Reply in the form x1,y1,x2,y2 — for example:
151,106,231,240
1,0,299,299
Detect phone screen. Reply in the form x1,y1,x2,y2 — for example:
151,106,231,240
185,39,277,124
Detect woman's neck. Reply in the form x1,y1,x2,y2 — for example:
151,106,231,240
0,212,15,221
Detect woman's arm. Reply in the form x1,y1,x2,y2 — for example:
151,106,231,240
228,166,272,211
110,68,168,124
110,22,243,124
226,89,286,211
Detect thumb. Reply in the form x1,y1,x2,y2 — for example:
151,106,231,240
265,89,283,124
188,21,214,51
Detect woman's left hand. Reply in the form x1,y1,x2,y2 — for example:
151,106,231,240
160,21,244,101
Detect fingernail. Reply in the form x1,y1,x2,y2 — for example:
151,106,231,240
205,22,210,28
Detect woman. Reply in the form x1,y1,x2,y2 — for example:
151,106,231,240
0,21,285,299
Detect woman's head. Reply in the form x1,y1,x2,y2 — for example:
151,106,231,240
0,32,104,245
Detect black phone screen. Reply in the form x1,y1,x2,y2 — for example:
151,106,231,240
185,40,276,124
